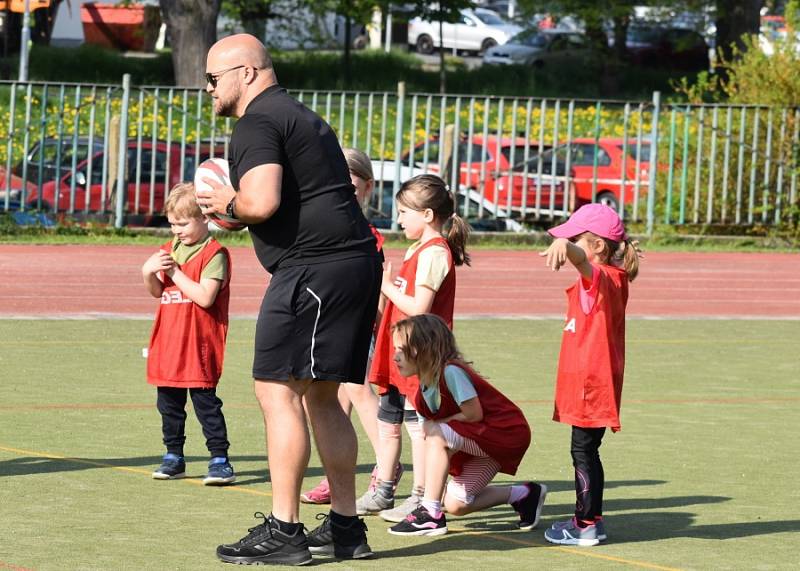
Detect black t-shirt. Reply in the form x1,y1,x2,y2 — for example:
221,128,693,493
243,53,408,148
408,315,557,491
229,85,378,273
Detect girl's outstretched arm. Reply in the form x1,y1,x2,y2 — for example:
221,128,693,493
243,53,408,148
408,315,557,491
539,238,593,280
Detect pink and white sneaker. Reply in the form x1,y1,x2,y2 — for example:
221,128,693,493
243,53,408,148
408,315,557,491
301,478,331,504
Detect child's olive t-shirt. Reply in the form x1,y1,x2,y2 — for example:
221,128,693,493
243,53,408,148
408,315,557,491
169,235,227,281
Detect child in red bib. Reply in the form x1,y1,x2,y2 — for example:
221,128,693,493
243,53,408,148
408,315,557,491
142,182,235,486
362,174,470,522
386,314,547,537
539,203,641,546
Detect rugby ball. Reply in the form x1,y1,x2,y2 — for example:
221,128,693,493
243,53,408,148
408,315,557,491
194,157,246,232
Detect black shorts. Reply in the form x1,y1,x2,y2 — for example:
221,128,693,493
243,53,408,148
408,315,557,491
253,256,381,383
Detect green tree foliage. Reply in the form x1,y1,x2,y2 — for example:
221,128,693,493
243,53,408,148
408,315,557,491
677,0,800,105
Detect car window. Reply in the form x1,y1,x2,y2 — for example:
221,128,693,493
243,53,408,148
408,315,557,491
549,36,570,51
461,15,475,26
29,141,94,168
627,27,660,44
473,10,507,27
458,142,488,163
128,148,168,183
571,144,611,167
567,34,586,48
511,30,548,47
501,145,535,169
413,141,440,165
617,142,651,163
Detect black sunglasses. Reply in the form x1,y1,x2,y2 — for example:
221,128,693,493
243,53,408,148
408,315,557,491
205,65,245,88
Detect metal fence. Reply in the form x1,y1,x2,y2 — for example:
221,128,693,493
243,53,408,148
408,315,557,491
1,75,797,231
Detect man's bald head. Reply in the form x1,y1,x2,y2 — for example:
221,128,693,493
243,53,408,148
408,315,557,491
206,33,277,118
208,34,273,71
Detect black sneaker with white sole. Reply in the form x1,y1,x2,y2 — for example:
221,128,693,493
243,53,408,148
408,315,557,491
511,482,548,530
216,512,312,566
388,506,447,536
307,512,374,559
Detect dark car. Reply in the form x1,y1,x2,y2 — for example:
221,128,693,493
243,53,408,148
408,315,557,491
625,26,710,71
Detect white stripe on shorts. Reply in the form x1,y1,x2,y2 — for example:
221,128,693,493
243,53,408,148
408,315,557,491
305,288,322,379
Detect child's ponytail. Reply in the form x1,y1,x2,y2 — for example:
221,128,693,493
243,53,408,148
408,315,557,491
619,239,641,282
445,213,471,267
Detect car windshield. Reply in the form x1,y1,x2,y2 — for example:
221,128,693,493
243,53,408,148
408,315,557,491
473,10,507,26
510,30,548,47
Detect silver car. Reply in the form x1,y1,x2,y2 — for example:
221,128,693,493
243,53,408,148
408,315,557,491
483,29,593,68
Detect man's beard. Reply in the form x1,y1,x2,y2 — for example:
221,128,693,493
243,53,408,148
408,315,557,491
216,96,237,117
215,85,241,117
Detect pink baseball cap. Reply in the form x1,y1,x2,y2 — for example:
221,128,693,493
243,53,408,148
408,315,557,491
548,203,627,242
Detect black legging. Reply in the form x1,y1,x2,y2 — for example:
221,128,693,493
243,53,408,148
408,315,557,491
156,386,230,458
570,426,606,521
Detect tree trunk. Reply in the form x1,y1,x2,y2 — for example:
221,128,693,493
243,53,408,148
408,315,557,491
715,0,761,62
159,0,221,87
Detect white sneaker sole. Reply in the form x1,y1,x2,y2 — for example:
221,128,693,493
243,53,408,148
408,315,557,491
203,475,236,485
152,471,186,480
387,526,448,537
544,531,600,547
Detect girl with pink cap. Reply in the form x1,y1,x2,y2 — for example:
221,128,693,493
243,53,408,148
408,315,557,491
538,203,641,546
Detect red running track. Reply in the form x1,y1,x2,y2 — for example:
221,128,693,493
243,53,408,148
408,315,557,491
0,244,798,319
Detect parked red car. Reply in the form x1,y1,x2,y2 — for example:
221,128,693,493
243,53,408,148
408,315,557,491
533,137,653,211
404,134,565,215
16,138,223,219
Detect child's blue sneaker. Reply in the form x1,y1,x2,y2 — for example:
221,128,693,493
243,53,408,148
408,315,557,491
203,456,236,486
544,517,600,546
152,453,186,480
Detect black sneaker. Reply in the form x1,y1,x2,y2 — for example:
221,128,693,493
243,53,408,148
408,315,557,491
388,506,447,536
511,482,548,530
307,512,374,559
216,512,312,566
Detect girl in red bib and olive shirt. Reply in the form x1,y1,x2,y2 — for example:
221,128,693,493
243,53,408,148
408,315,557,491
362,174,470,522
539,203,641,546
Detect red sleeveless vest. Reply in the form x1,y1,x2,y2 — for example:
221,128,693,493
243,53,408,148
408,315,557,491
554,263,628,431
414,361,531,476
369,237,455,400
146,238,231,389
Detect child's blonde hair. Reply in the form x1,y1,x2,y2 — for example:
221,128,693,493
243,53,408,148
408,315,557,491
343,147,373,182
593,235,641,282
164,182,203,220
395,174,470,266
392,314,462,388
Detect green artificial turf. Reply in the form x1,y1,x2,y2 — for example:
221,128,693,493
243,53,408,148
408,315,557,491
1,319,797,570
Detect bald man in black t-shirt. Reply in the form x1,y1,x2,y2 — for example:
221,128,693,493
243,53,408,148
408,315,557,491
198,33,379,565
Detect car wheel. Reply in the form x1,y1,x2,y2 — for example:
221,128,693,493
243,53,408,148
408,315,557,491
596,192,620,212
480,38,497,55
416,34,434,55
